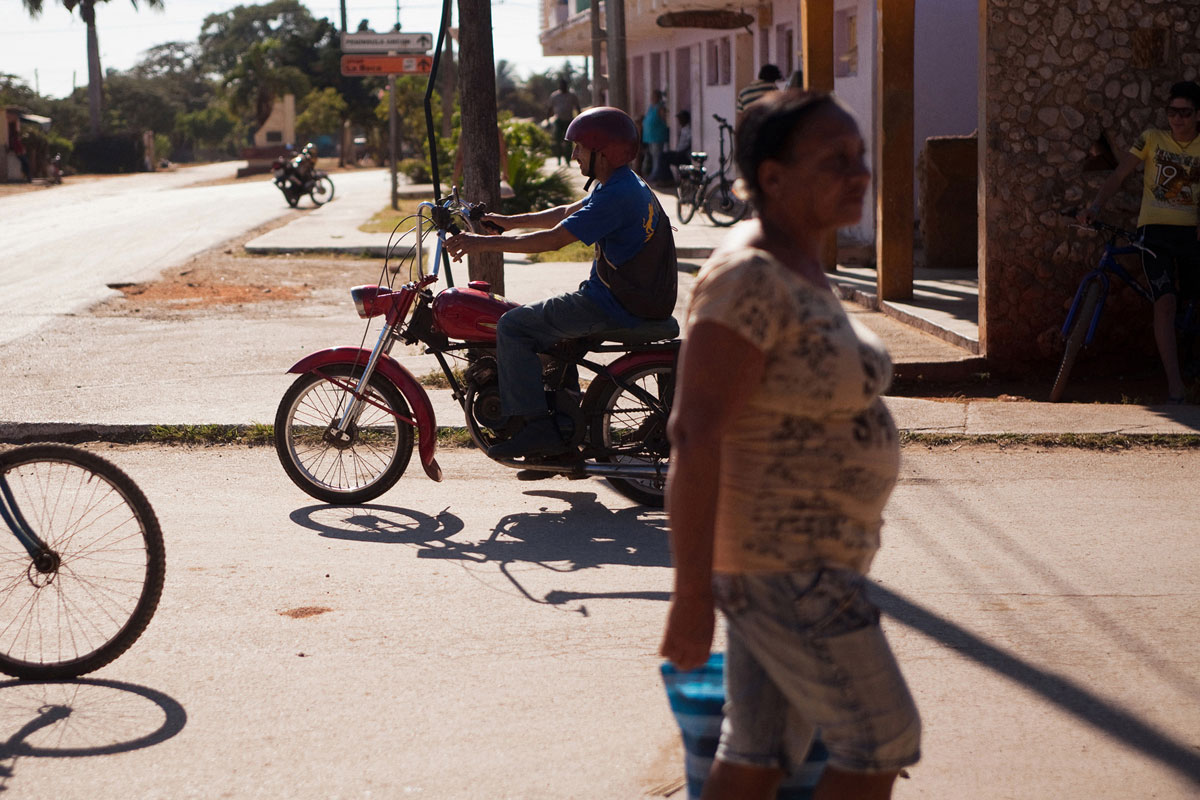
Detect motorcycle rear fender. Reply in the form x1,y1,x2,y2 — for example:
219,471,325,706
581,348,678,410
287,347,442,482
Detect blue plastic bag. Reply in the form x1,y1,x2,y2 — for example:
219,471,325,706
660,653,828,800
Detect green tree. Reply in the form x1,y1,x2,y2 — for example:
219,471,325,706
20,0,165,135
296,87,346,143
132,41,215,113
175,105,238,155
225,38,309,136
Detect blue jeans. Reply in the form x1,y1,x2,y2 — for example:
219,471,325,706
496,286,632,417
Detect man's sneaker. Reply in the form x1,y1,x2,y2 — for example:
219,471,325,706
487,416,569,459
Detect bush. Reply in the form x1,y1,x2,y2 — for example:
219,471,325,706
73,133,144,174
399,158,431,184
500,119,576,214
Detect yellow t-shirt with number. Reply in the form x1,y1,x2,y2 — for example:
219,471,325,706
1130,128,1200,227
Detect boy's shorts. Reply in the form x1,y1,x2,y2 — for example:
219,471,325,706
713,568,921,774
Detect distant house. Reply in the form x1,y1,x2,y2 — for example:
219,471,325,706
3,107,52,183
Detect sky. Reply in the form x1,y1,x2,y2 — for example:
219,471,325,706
2,0,585,100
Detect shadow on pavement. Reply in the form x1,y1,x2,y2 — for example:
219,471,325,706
0,678,187,792
289,489,669,611
874,585,1200,789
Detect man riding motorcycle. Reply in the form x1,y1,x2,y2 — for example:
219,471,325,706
445,107,678,459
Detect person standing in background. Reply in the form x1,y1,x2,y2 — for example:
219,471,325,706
547,79,582,165
736,64,783,119
641,89,670,185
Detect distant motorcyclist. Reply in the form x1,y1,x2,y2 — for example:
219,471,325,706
445,106,678,459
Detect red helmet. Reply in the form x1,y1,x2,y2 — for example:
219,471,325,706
565,107,639,166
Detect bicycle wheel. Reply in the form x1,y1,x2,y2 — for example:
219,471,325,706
309,175,334,206
676,179,698,224
585,356,675,507
0,445,165,680
275,364,415,504
1050,282,1101,402
703,181,749,227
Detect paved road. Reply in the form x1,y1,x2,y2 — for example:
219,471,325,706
0,165,297,347
0,444,1195,799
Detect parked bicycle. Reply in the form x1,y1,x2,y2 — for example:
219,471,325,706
0,444,165,679
674,114,749,227
1050,209,1199,401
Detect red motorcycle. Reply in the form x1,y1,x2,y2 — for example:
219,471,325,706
273,194,679,507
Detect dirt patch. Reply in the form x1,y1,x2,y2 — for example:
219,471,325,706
91,214,384,319
279,606,333,619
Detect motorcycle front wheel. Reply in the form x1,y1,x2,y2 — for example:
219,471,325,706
584,356,675,507
275,365,415,504
310,175,335,207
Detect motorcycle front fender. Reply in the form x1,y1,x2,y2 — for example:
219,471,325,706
287,347,442,482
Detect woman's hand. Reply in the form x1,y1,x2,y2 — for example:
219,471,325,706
660,593,715,672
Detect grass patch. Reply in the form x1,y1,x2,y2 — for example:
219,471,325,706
900,431,1200,450
359,199,428,234
527,240,594,263
419,367,465,389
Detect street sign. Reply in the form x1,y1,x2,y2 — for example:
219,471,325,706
340,31,434,54
340,54,434,76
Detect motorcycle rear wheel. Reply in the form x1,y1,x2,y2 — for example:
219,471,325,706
585,357,675,507
275,365,414,504
310,175,335,207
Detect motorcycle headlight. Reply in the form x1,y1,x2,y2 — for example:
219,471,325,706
350,285,397,319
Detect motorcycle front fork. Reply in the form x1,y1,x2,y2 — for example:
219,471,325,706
329,322,400,441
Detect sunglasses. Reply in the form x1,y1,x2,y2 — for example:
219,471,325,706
1166,106,1196,118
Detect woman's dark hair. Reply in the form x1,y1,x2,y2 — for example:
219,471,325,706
734,89,841,201
1168,81,1200,109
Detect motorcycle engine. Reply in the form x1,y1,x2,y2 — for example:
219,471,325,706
463,354,585,448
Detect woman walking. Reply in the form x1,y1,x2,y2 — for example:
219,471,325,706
660,90,921,800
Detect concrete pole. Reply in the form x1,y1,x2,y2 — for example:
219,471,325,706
800,0,837,272
875,0,915,301
606,0,628,112
590,0,607,105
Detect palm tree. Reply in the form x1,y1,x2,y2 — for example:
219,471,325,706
225,39,309,138
22,0,165,135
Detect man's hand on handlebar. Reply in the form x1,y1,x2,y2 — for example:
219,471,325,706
479,214,507,235
445,232,485,262
1076,205,1101,227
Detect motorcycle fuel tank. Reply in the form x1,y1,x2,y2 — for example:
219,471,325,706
431,281,519,342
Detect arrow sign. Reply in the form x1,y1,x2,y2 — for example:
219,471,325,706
340,54,434,76
340,31,434,53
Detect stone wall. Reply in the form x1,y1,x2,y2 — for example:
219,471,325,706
981,0,1200,371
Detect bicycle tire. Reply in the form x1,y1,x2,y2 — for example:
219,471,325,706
275,364,415,504
703,182,749,227
676,180,698,224
310,175,334,207
0,445,165,680
584,355,675,507
1050,282,1101,402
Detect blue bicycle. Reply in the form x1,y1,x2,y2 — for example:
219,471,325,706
1050,210,1199,402
0,445,165,679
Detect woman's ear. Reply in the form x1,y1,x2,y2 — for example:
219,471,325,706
756,159,785,201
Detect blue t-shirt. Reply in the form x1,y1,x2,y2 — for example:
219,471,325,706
562,166,663,325
642,104,669,144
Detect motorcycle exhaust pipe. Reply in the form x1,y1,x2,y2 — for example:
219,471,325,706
580,463,667,480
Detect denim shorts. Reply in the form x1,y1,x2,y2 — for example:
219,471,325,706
713,568,921,774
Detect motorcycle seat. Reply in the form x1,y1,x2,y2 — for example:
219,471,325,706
601,315,680,344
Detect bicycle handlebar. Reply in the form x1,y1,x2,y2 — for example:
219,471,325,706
712,113,732,129
1060,207,1155,255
